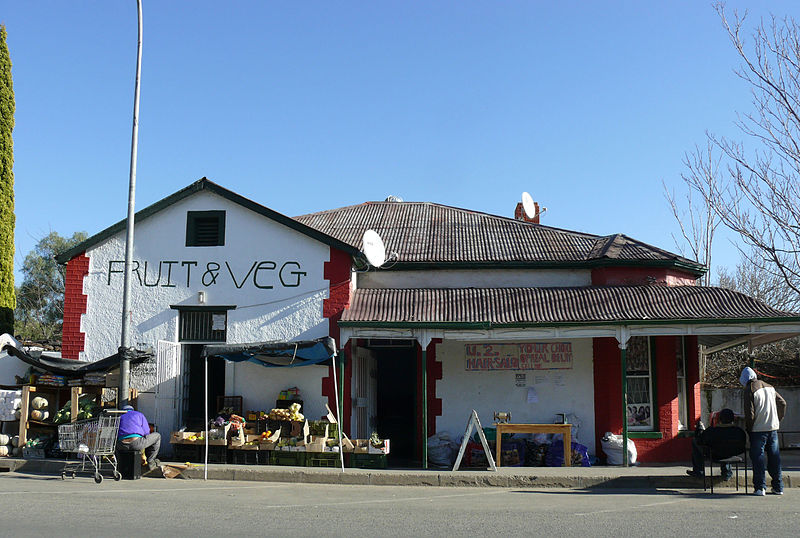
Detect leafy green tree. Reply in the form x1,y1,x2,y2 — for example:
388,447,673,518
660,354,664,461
0,25,15,335
15,231,87,341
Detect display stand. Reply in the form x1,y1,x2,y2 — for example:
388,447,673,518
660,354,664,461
18,385,135,448
452,409,496,471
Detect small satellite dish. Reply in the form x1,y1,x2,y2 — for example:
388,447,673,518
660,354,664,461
362,230,386,268
521,191,536,219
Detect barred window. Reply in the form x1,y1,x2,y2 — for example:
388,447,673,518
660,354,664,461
626,337,653,430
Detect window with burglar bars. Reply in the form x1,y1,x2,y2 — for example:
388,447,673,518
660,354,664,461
626,336,653,431
179,310,227,342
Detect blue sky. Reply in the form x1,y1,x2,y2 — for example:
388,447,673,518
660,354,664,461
5,1,800,281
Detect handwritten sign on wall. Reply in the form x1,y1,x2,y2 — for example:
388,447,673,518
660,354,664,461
465,343,573,371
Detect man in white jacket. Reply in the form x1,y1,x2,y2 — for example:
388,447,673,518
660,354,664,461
740,367,787,496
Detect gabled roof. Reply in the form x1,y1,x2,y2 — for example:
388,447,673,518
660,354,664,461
55,178,360,264
340,286,798,327
294,201,705,274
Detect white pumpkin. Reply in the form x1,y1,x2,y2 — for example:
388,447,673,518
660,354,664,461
31,397,48,410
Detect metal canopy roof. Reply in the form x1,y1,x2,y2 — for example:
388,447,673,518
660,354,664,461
339,286,800,348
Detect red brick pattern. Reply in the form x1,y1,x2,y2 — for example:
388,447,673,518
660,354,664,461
321,247,352,432
593,336,693,463
415,339,443,458
591,266,697,286
62,253,89,360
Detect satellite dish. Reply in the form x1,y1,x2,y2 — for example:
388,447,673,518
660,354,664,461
521,191,536,219
362,230,386,268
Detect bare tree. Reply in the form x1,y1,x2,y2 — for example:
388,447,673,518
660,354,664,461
663,141,723,286
705,253,800,387
683,4,800,305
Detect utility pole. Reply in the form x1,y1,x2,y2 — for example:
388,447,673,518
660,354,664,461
119,0,143,408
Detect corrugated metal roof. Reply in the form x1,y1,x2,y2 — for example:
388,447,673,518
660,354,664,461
294,201,700,268
341,286,797,325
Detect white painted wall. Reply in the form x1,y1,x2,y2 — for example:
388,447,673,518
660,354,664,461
702,386,800,447
224,361,331,421
357,268,591,289
435,338,596,454
77,190,335,418
81,190,332,359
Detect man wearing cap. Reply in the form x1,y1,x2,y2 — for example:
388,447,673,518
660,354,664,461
117,405,161,472
740,366,787,496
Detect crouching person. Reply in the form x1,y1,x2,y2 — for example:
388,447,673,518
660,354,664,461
117,404,161,472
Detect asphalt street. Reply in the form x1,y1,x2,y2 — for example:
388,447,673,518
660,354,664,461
0,473,797,536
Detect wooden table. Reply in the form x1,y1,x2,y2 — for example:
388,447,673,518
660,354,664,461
495,423,572,467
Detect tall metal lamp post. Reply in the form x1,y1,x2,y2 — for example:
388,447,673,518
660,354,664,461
119,0,143,408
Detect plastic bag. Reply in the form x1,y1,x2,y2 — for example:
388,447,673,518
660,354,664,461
428,432,459,467
545,440,591,467
600,432,637,465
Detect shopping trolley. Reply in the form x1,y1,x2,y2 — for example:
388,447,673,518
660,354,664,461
57,413,122,483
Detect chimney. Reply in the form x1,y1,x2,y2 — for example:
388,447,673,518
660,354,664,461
514,201,540,224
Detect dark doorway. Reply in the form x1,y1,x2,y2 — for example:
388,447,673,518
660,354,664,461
184,344,226,429
375,346,417,466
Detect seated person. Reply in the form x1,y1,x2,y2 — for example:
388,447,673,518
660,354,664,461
686,408,741,480
117,404,161,472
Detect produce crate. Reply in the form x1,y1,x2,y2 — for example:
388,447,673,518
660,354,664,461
216,395,243,415
229,449,259,465
22,447,46,459
348,453,387,469
306,452,339,468
207,445,227,464
173,443,202,463
269,450,306,467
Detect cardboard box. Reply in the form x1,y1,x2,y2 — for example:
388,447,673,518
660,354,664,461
305,436,327,453
352,439,370,454
369,439,390,455
170,431,203,445
258,427,281,449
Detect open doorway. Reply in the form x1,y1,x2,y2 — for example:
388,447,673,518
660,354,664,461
373,344,418,467
182,344,225,429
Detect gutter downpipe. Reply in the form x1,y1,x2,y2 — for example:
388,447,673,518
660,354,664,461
617,327,630,467
422,343,428,469
119,0,143,408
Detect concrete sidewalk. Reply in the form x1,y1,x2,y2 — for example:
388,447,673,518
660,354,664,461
2,450,798,489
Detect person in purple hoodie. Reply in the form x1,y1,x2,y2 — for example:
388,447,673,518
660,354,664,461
117,405,161,471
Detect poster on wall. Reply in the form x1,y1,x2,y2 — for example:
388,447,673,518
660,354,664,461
627,404,652,428
465,343,573,371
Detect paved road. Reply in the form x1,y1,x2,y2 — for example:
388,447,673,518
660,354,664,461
0,473,797,536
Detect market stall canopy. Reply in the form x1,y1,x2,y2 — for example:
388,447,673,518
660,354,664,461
201,337,336,367
0,333,153,377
